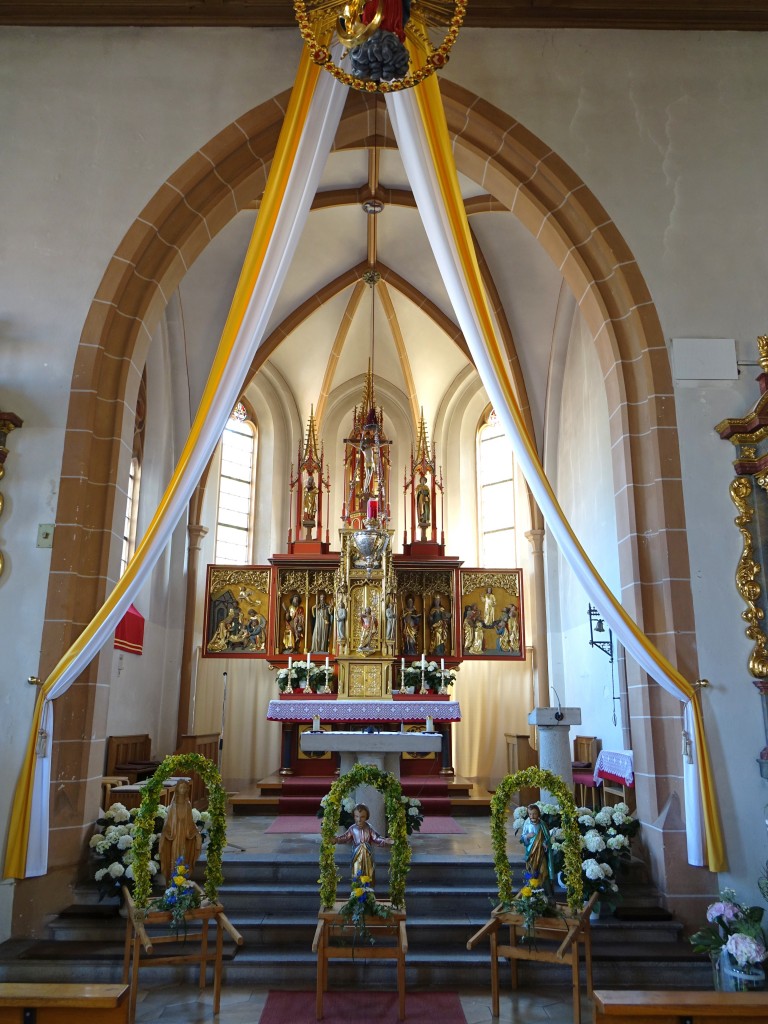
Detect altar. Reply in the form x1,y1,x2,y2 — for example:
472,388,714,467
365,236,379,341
267,698,461,778
299,729,443,827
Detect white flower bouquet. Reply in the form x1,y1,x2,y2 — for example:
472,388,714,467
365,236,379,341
90,801,209,901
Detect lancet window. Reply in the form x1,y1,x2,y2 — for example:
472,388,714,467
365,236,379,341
214,402,257,565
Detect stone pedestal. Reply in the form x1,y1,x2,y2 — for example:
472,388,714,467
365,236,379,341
300,730,442,832
527,706,581,802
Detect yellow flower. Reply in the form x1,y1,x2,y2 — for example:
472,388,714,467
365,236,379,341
352,887,364,898
520,886,532,898
173,874,186,887
529,878,541,889
360,875,371,885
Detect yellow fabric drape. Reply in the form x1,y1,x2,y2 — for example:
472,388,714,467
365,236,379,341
4,50,323,879
408,59,725,872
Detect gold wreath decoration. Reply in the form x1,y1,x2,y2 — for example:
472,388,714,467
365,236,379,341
293,0,467,93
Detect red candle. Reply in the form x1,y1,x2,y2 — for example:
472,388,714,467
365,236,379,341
367,498,379,520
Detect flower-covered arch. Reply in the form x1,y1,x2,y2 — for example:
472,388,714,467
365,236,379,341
130,754,227,908
319,763,410,909
490,768,583,913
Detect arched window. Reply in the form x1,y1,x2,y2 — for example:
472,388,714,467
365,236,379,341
477,408,516,566
120,371,146,576
214,402,257,564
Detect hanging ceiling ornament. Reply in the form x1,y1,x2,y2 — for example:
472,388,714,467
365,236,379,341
294,0,466,93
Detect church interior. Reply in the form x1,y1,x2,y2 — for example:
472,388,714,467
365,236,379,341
3,0,768,1016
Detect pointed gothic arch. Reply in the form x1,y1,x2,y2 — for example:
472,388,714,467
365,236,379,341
40,83,696,914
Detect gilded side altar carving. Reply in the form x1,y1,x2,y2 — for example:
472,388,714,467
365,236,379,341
204,565,271,656
729,476,768,678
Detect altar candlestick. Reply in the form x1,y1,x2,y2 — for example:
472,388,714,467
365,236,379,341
421,652,426,669
440,658,445,672
312,716,320,732
307,651,311,670
426,716,434,733
288,657,292,672
325,655,330,670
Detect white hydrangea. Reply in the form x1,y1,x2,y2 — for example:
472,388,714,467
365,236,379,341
551,841,563,853
578,814,596,828
104,802,131,823
583,859,602,881
574,806,591,816
539,803,559,816
408,807,419,816
594,809,613,827
191,808,201,823
612,811,627,826
122,849,135,865
512,806,527,821
95,839,112,855
583,830,605,853
124,864,134,880
400,795,409,804
148,860,159,876
607,835,628,850
107,862,125,878
89,834,104,849
199,811,211,824
614,802,630,814
550,828,565,842
342,796,356,812
156,804,168,819
409,798,421,807
117,834,133,850
94,868,107,882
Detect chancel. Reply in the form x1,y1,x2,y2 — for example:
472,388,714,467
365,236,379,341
3,1,768,1020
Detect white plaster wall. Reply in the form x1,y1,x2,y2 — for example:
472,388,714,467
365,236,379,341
552,316,624,752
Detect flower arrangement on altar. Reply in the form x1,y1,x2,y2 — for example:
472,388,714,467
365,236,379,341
690,888,767,989
276,662,334,693
513,800,639,910
152,856,202,936
340,871,392,945
89,801,210,901
400,660,457,693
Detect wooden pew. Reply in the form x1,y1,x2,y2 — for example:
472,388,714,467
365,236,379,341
105,734,162,783
593,989,768,1023
174,734,220,805
0,983,129,1022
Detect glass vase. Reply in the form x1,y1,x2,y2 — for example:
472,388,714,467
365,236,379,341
719,947,766,992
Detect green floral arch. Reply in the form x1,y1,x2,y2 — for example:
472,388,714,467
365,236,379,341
131,753,227,908
319,763,410,910
490,768,583,914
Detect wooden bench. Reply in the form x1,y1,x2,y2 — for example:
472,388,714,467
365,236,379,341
105,734,162,784
0,983,128,1022
593,989,768,1022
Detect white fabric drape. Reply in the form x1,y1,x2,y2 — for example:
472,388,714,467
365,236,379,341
20,67,348,877
385,87,707,865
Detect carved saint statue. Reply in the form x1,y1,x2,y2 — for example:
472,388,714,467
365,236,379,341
311,591,331,652
303,473,318,524
330,803,394,887
428,595,451,656
482,585,497,627
416,474,430,528
358,606,377,651
385,596,396,643
401,595,421,655
282,592,305,653
336,597,348,645
159,780,202,880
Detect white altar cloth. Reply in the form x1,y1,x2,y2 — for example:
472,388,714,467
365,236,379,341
267,699,461,723
593,748,634,785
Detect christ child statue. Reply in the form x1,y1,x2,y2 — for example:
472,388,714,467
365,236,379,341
331,803,393,887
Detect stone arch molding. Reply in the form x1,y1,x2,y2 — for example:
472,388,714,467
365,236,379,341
45,80,694,860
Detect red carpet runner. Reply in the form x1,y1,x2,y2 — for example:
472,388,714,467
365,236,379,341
259,990,467,1024
277,774,452,817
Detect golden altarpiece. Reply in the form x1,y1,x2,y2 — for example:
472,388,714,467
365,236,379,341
202,372,525,774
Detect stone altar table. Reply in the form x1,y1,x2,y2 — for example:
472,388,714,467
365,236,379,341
299,730,442,830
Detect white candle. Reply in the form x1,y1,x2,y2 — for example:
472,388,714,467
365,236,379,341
426,716,434,733
307,651,311,670
421,652,426,669
312,715,320,732
325,655,330,670
288,657,292,672
401,657,405,675
440,658,445,672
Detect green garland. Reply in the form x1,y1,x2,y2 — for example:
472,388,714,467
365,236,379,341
319,763,410,910
131,753,227,910
490,768,584,915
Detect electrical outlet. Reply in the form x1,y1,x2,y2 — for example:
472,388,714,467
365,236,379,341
36,524,54,548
